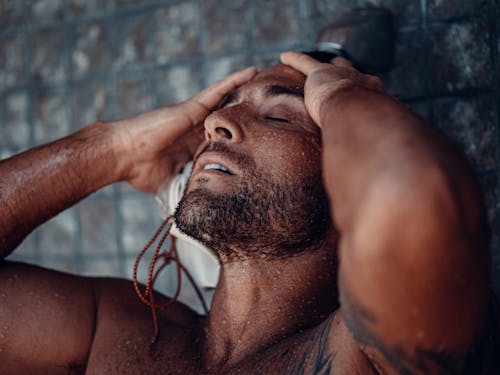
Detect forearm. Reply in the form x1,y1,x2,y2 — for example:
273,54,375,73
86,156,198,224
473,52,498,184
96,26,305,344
0,122,125,257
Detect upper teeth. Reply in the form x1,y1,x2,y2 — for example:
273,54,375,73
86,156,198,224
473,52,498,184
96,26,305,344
204,163,229,173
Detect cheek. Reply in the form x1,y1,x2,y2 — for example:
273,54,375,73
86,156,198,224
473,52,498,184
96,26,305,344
253,133,322,181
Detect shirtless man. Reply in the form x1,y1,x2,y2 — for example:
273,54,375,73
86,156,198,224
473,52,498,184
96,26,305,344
0,52,497,374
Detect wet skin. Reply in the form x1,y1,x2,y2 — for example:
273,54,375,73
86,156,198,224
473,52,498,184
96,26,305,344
1,59,498,374
0,65,371,374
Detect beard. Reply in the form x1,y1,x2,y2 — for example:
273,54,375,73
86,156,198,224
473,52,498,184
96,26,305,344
175,143,331,262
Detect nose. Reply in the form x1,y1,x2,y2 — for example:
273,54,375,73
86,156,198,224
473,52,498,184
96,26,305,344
204,109,244,144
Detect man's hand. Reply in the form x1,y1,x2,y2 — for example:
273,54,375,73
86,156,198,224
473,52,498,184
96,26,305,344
280,51,383,127
0,66,256,256
282,51,490,374
113,66,257,193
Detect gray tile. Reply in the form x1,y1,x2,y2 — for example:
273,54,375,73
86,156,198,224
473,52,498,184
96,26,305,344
310,0,361,20
154,64,202,106
0,33,27,90
66,0,108,17
7,233,38,261
254,53,281,70
118,180,142,195
114,74,155,118
374,0,422,27
71,22,109,79
432,96,498,171
38,257,78,274
0,1,25,29
203,0,247,53
152,2,200,63
38,210,78,258
310,0,421,29
428,19,493,93
497,22,500,70
204,55,251,85
33,88,71,144
120,197,161,256
31,29,68,85
492,240,500,279
0,147,17,160
407,101,432,124
28,0,65,25
88,184,115,199
477,171,500,244
81,200,118,257
71,79,112,130
426,0,489,19
111,0,150,8
80,257,122,277
111,12,155,70
253,0,300,48
381,29,426,99
1,90,30,149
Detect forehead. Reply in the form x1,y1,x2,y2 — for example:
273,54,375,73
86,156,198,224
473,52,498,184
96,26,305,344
241,64,306,92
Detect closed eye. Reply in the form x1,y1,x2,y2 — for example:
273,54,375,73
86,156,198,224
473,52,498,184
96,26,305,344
218,92,238,109
265,116,289,123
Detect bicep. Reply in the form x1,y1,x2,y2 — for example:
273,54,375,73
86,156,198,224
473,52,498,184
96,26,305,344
0,261,97,373
338,174,490,374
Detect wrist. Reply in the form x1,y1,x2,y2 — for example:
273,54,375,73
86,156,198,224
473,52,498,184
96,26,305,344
73,121,130,187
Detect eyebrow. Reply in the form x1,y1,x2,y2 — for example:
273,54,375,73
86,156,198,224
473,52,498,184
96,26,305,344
263,84,304,99
219,84,304,109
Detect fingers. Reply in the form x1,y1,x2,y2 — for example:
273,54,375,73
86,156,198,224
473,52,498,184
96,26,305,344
331,57,352,68
280,51,323,75
192,66,257,111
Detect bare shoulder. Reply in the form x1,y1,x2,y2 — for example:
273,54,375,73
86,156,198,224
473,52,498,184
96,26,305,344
85,276,202,374
0,260,201,374
91,275,199,328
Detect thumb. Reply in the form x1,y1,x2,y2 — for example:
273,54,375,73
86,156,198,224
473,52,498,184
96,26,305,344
183,67,258,127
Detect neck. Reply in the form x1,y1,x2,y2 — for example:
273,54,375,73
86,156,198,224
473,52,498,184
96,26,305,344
201,246,337,371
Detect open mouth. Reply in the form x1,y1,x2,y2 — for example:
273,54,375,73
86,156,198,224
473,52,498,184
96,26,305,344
202,163,234,175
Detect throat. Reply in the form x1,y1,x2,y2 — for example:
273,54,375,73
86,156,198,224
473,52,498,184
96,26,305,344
200,252,338,370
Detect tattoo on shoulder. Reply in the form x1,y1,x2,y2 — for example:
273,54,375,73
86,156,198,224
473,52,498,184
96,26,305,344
284,316,337,375
341,290,466,375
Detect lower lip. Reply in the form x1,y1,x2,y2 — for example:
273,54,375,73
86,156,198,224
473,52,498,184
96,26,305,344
188,169,237,193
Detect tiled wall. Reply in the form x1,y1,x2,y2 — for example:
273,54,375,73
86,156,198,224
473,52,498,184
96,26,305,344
1,0,499,293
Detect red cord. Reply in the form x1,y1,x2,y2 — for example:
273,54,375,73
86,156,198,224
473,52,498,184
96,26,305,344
133,215,209,347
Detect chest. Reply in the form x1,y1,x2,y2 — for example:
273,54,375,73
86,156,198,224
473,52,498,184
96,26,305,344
85,305,376,374
220,317,376,375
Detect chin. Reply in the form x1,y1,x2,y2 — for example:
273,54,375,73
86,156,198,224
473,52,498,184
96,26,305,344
175,172,332,261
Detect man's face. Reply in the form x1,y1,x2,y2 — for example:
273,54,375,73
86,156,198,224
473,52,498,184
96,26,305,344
175,64,330,261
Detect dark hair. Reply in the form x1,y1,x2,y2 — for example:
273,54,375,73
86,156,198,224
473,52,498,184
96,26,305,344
302,50,343,63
